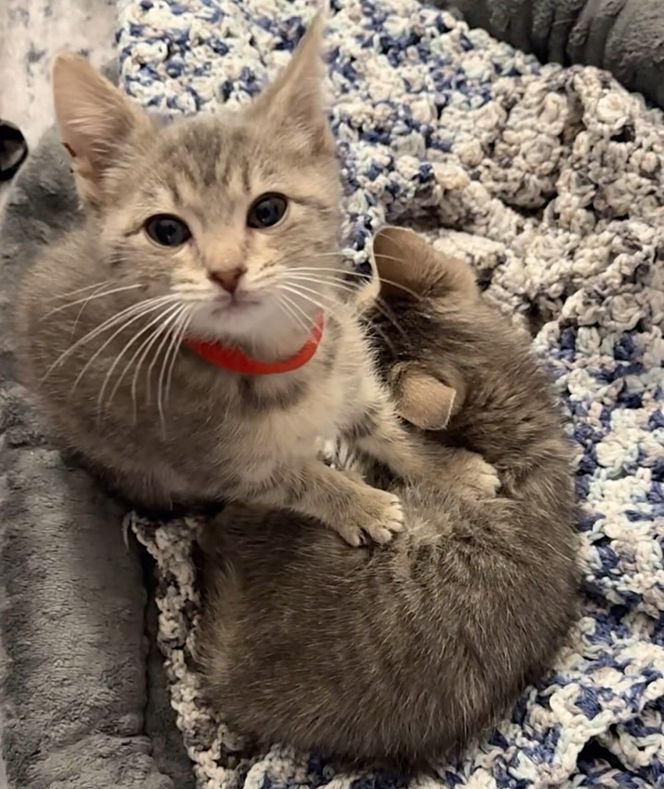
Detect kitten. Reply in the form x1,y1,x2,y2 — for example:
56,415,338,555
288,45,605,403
15,17,497,546
197,227,579,764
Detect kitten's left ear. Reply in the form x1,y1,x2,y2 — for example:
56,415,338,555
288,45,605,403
251,10,333,154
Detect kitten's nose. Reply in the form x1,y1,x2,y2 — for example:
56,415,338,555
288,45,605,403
209,267,246,295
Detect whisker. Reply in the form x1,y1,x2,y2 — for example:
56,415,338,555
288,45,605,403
145,308,183,407
289,252,344,262
286,273,361,297
277,292,318,334
174,288,214,299
288,266,363,278
41,283,143,320
97,303,183,415
274,295,310,335
157,309,189,435
276,284,341,321
290,266,424,301
283,284,370,330
280,281,345,308
284,276,370,313
130,311,181,421
164,309,193,408
274,298,302,334
41,294,178,383
69,282,116,341
47,279,112,302
282,279,407,340
68,297,179,393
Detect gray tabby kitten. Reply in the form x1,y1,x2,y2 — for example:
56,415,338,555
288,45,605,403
15,18,498,546
198,227,578,764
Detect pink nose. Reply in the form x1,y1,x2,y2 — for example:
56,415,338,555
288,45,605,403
209,267,246,295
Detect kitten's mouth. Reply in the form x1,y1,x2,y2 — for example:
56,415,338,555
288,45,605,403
211,294,263,316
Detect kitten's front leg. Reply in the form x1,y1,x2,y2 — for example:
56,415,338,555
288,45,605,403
342,376,430,476
234,460,404,547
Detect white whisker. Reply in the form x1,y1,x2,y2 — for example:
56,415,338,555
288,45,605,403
164,309,192,408
96,302,183,415
289,266,359,274
278,283,347,317
41,283,143,320
68,296,179,393
157,309,189,435
277,292,318,333
287,273,360,296
146,310,182,415
275,294,312,335
69,282,116,341
290,252,344,262
290,266,423,300
277,284,350,325
47,279,112,302
284,274,409,338
129,310,182,421
42,294,179,383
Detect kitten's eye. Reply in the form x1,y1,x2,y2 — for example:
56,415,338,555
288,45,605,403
144,214,192,247
247,193,288,229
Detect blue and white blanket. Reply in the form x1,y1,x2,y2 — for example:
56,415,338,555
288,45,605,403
117,0,664,786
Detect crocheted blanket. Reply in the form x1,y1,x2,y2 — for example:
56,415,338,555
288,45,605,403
117,0,664,786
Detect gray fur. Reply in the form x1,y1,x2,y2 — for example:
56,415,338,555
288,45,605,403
197,231,578,765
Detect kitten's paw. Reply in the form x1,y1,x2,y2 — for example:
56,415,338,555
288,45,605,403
456,451,500,498
334,489,404,547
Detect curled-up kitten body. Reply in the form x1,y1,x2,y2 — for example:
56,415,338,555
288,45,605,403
197,228,579,764
15,18,494,547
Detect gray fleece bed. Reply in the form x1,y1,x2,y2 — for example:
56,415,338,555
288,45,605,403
0,128,193,788
2,0,664,786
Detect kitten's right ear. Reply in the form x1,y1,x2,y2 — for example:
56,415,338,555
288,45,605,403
53,54,149,203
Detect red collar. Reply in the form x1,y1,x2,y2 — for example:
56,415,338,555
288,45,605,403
184,313,325,376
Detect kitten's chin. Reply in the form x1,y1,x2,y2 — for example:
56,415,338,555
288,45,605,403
188,300,268,340
188,300,317,358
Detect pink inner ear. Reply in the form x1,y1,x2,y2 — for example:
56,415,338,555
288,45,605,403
53,54,150,190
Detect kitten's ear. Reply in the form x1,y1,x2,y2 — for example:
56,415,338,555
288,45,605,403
371,226,479,301
251,11,333,154
389,364,459,431
53,54,149,203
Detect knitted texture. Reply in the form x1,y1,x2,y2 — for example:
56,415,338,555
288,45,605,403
117,0,664,785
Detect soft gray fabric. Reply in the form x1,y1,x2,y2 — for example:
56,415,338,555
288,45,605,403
436,0,664,109
0,128,192,788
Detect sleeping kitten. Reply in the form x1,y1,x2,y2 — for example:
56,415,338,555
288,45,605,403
197,227,578,764
15,17,497,546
